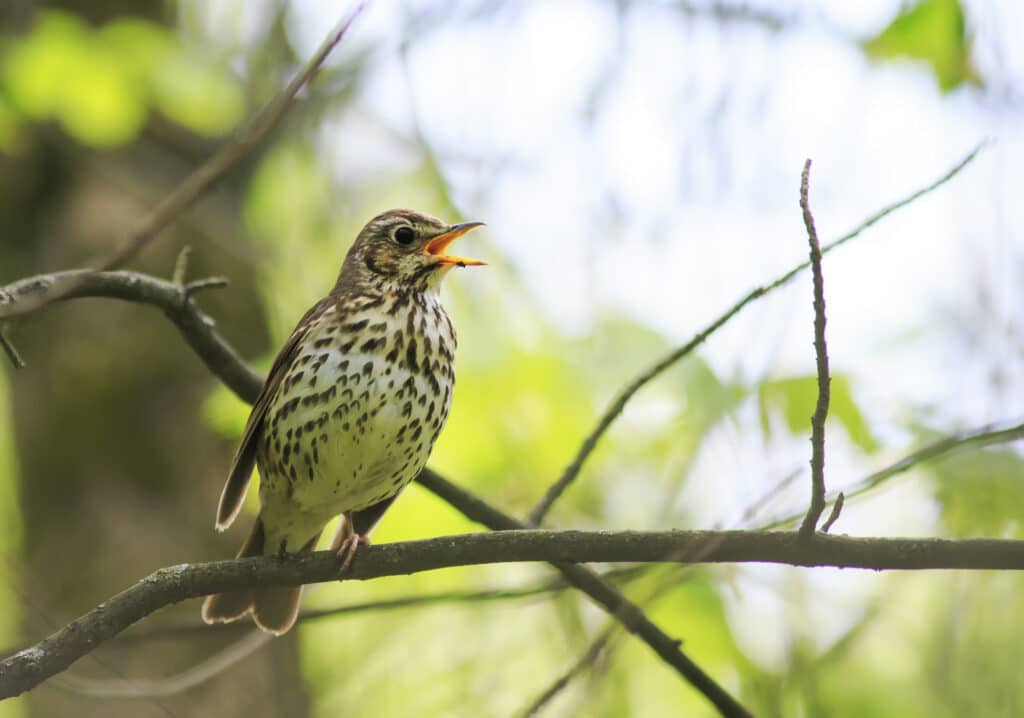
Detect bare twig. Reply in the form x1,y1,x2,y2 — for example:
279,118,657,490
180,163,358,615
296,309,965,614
0,269,262,400
0,1,368,322
821,493,845,534
6,529,1024,700
526,143,987,526
798,159,831,538
0,329,24,369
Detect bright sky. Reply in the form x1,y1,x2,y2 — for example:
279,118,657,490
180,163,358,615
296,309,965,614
194,0,1024,669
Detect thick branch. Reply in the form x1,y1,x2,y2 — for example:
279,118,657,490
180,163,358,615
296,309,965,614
526,143,986,526
4,529,1024,699
0,530,1020,698
798,159,831,537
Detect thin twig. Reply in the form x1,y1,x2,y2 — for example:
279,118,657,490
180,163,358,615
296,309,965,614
760,420,1024,530
0,269,262,401
0,1,369,322
526,142,987,526
798,159,831,538
171,245,192,286
0,329,24,369
821,493,845,534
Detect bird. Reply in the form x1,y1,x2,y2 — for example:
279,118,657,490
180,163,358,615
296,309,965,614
201,209,484,635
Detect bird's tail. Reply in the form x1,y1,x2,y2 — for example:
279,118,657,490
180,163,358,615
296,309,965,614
201,516,321,636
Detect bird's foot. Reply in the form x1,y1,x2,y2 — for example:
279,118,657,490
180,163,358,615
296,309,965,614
336,532,370,577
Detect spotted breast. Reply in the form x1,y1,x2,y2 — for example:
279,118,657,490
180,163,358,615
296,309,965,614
258,289,456,555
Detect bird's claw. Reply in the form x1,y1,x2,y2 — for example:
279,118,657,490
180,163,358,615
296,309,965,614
336,533,369,577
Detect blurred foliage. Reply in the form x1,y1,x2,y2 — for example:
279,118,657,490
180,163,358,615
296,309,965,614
931,445,1024,537
0,9,243,149
863,0,981,92
758,374,878,453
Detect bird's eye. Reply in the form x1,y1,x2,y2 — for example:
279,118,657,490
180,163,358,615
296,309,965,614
394,226,415,245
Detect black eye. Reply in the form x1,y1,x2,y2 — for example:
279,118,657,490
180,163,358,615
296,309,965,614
394,226,415,245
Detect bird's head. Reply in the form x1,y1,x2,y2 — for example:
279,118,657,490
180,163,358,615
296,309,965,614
339,209,485,293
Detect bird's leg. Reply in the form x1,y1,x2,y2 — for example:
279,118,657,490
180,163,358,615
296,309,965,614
330,512,370,576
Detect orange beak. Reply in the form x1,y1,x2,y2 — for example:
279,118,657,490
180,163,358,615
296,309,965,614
424,222,486,267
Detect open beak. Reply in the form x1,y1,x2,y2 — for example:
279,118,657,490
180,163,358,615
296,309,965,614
424,221,486,267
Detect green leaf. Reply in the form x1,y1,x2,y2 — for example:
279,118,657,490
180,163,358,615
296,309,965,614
932,448,1024,536
758,374,878,453
863,0,980,92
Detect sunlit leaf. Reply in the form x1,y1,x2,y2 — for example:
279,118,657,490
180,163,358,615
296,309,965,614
863,0,980,92
758,374,878,452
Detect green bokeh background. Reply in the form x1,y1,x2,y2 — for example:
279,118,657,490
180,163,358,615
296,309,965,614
0,2,1020,717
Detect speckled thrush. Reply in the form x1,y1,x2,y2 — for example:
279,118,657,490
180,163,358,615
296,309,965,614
201,209,484,635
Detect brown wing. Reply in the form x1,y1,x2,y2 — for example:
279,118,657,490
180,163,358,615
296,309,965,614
214,299,331,531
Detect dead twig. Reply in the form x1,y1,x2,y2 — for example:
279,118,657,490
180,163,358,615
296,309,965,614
798,159,831,538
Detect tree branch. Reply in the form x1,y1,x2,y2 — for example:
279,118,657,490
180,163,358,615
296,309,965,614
0,269,262,399
526,142,986,526
5,529,1024,699
798,159,831,537
0,1,368,323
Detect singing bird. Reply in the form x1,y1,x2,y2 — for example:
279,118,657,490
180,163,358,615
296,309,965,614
202,209,484,634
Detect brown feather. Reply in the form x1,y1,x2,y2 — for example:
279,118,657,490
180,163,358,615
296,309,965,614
251,530,322,635
201,516,267,623
214,299,333,531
